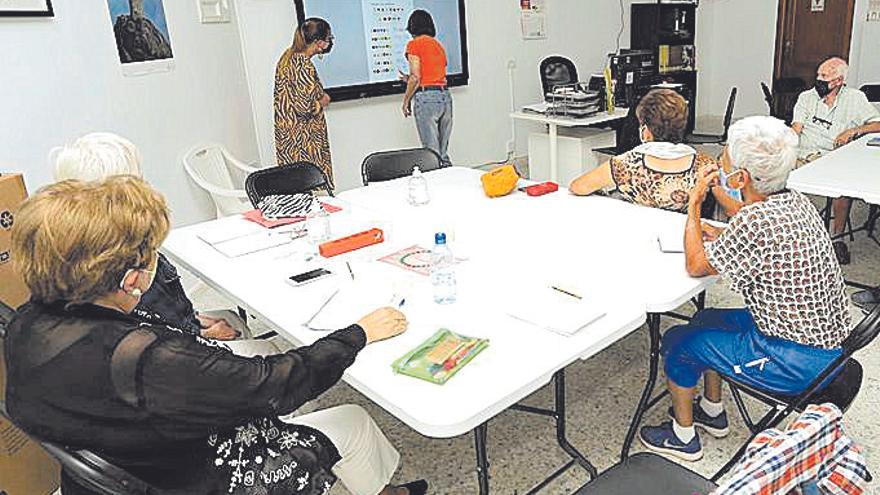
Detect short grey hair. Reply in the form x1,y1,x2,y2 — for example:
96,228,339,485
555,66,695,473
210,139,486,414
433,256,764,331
727,116,798,195
51,132,143,181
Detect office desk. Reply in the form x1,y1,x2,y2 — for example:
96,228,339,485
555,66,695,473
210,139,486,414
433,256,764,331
511,107,629,183
163,167,712,493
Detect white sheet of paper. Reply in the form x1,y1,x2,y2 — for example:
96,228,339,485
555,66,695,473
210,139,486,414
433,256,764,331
307,280,395,330
504,285,605,336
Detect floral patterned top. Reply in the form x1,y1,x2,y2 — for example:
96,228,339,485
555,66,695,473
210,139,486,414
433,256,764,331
609,150,716,212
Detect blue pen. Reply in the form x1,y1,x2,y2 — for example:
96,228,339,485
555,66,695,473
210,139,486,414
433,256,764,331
398,298,406,308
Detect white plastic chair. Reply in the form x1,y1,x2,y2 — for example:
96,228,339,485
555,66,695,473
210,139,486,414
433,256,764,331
183,144,261,218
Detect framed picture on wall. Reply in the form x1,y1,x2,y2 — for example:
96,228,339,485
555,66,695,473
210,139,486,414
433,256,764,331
0,0,54,17
106,0,175,76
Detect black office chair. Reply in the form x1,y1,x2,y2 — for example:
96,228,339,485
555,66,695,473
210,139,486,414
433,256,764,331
860,83,880,102
572,452,716,494
713,302,880,480
761,82,774,115
684,87,737,145
540,56,579,96
245,162,333,207
361,147,443,185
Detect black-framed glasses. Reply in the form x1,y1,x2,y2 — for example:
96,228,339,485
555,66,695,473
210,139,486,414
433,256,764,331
811,115,833,130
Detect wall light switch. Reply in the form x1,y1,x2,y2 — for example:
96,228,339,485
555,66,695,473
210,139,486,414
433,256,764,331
199,0,231,24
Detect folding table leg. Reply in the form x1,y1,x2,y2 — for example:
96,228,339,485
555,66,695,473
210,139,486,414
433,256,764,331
473,423,490,494
620,313,661,461
554,370,599,479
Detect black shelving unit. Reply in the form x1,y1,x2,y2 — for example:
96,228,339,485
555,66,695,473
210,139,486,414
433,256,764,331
631,3,698,133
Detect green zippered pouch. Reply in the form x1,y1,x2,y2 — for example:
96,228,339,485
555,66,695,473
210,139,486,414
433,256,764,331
391,328,489,385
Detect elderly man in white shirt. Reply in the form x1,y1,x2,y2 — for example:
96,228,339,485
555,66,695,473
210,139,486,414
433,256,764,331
791,57,880,265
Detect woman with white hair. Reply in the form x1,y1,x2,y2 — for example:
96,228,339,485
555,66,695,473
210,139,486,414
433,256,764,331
639,116,853,461
51,133,263,351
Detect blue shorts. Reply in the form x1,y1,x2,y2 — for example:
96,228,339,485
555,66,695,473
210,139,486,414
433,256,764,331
662,308,843,395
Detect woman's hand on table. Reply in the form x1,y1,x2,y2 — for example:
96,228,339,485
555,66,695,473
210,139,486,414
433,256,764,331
358,308,408,344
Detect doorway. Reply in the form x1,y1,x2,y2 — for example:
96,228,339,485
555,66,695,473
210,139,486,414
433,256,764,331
772,0,855,121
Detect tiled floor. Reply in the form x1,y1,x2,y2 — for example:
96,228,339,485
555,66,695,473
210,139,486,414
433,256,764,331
188,201,880,495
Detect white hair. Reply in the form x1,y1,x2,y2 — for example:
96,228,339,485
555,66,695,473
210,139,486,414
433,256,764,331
727,116,798,195
821,57,849,81
51,132,143,181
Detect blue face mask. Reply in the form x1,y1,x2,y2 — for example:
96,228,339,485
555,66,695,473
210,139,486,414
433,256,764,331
718,168,743,201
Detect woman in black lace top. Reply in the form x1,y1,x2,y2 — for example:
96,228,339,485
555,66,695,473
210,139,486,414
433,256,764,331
5,177,426,495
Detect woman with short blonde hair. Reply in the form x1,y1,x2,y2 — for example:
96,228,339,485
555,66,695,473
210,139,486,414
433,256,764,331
15,177,167,305
7,178,425,495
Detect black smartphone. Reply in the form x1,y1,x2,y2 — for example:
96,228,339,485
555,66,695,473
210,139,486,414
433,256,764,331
287,268,333,287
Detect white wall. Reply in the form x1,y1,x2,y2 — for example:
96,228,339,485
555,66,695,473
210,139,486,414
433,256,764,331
695,0,778,124
694,0,880,125
850,0,880,86
0,1,258,227
237,0,634,192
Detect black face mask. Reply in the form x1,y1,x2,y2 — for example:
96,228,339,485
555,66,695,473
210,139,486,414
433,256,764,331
815,79,832,98
322,38,334,55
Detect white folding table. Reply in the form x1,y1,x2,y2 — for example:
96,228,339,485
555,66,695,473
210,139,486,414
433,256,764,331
163,167,712,493
788,133,880,206
788,133,880,287
510,107,629,183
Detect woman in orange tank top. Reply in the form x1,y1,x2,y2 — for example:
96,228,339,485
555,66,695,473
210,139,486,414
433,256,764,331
401,10,453,167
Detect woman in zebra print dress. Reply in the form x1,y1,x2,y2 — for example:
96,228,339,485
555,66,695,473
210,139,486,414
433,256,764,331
275,18,335,188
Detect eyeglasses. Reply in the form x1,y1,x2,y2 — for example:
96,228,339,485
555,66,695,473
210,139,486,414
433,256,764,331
811,115,833,130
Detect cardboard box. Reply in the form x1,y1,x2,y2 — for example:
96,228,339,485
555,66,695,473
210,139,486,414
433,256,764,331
1,341,61,495
0,174,30,309
0,173,59,495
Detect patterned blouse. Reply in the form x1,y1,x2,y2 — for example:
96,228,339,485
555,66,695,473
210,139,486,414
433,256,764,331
705,191,852,349
609,150,715,212
275,49,334,188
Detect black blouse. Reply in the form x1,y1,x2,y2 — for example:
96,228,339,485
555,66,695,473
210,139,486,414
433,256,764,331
4,300,366,493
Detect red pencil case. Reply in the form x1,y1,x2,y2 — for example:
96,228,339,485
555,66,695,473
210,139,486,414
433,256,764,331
523,181,559,196
319,228,384,258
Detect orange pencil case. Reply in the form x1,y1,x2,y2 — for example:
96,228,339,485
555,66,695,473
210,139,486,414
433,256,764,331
319,228,384,258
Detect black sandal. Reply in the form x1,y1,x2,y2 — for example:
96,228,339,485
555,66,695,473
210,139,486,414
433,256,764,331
400,479,428,495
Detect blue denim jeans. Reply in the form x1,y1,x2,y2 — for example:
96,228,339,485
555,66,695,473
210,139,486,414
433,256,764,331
413,89,453,167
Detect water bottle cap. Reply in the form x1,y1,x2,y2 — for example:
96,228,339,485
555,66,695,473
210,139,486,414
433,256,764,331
434,232,446,244
413,166,422,176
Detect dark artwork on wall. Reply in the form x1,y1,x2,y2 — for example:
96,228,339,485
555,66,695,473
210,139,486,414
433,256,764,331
0,0,53,17
107,0,173,64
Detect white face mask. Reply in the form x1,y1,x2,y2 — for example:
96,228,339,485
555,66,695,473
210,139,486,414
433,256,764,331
639,125,650,144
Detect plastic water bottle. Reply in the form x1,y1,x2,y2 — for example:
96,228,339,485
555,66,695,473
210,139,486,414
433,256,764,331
408,166,430,206
430,232,457,304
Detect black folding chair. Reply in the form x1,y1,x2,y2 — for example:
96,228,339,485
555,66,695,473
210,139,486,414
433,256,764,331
761,82,774,116
361,147,443,185
572,452,716,494
713,302,880,480
540,56,579,96
245,162,333,207
860,83,880,103
685,87,737,145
